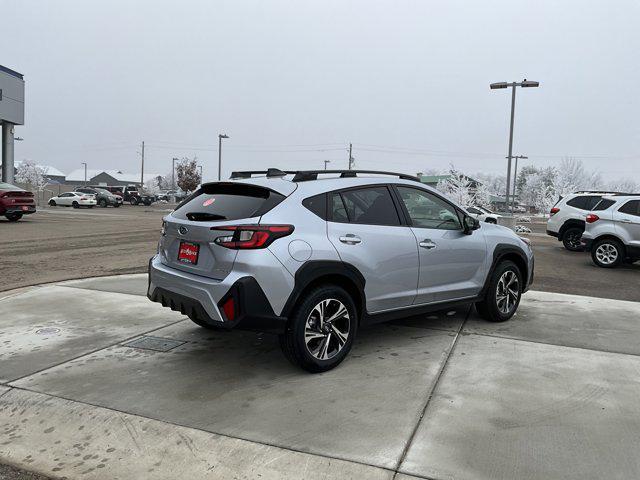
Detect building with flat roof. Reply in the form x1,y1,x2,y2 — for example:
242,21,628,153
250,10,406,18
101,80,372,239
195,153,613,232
0,65,25,184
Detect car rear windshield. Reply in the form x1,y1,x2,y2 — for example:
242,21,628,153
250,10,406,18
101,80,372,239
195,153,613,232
0,182,23,191
172,183,285,222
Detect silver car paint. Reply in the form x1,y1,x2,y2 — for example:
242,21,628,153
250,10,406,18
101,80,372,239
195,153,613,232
149,174,534,325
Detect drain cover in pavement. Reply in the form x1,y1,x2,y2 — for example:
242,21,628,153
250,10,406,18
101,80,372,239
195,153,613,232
122,336,185,352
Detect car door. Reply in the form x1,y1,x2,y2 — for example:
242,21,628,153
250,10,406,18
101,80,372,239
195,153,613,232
58,193,73,206
326,185,419,313
615,200,640,249
394,186,489,304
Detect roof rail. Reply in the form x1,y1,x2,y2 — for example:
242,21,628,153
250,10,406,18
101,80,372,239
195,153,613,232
291,170,421,183
575,190,640,196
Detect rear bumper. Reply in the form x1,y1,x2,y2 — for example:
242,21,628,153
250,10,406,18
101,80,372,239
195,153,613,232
581,238,594,252
3,206,36,215
147,255,287,333
546,229,559,239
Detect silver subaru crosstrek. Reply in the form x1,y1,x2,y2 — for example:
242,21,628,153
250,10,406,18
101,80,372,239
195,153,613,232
148,169,534,372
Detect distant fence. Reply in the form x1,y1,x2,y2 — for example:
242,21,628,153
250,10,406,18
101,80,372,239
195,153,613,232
15,183,76,206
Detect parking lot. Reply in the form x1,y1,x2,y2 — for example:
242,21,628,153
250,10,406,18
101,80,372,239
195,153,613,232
1,207,638,301
0,207,639,479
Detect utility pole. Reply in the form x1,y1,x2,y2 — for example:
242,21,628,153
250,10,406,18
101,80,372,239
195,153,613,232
140,140,145,188
218,133,229,181
490,79,539,214
198,165,203,182
510,155,528,210
324,160,331,170
348,143,354,170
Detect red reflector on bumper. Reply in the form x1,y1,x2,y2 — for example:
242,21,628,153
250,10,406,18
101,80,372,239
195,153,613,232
221,297,235,321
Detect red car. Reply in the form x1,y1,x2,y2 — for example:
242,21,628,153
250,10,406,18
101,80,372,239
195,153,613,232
0,182,36,221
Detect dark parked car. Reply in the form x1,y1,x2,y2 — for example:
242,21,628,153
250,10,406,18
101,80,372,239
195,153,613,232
76,187,122,207
0,182,36,221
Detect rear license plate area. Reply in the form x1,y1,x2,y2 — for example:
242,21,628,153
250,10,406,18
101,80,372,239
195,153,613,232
178,241,200,265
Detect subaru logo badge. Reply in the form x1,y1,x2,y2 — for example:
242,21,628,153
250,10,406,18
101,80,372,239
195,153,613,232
178,226,188,235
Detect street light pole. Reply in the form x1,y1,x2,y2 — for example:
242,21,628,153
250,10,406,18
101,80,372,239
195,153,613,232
490,79,539,214
509,155,528,211
218,134,229,181
81,162,87,185
172,157,178,190
324,160,331,170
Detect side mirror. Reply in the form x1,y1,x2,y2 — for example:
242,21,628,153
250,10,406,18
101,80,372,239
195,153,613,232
463,215,480,234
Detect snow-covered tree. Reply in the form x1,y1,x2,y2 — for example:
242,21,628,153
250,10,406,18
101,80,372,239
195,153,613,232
175,157,201,193
471,182,492,207
15,160,48,192
436,168,474,206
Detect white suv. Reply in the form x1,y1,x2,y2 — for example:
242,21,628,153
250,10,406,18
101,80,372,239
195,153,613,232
581,195,640,268
546,191,620,251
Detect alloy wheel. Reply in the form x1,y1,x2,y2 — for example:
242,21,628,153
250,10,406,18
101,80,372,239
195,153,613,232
565,231,582,249
595,243,618,265
496,270,520,315
304,298,350,360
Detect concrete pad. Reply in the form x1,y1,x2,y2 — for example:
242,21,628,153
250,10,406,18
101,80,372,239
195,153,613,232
13,323,456,469
465,290,640,355
0,286,181,382
391,304,470,332
0,389,392,480
0,386,9,397
59,274,148,297
400,334,640,480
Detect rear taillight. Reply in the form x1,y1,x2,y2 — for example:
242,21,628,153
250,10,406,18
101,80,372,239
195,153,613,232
550,207,560,216
586,214,600,223
213,224,294,249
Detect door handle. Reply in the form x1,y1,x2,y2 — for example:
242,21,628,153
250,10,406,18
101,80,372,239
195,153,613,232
339,235,362,245
419,239,437,249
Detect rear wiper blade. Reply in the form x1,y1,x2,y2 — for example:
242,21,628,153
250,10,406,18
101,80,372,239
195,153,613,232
185,212,227,221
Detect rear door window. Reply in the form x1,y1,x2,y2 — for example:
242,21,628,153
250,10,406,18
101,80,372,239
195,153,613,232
619,200,640,217
337,186,401,226
172,183,285,222
592,199,615,211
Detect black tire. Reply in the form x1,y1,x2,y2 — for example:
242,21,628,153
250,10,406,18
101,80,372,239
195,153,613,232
48,200,56,206
143,201,152,206
113,203,121,208
72,201,79,209
99,199,107,208
475,260,523,322
130,198,139,205
5,213,22,222
562,227,584,251
279,285,358,373
591,238,623,268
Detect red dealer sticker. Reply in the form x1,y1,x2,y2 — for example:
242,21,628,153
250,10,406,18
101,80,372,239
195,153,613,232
203,198,215,207
178,241,200,265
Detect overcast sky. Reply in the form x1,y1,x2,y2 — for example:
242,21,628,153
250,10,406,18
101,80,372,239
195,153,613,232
2,0,639,182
